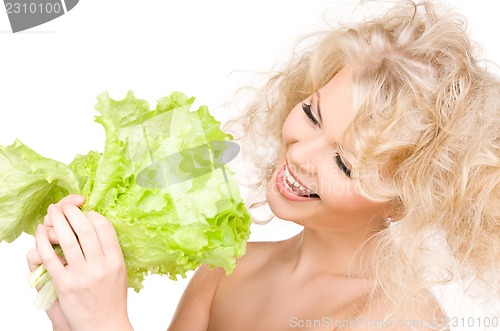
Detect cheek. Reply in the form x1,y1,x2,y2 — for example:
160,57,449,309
319,178,382,215
319,180,357,207
281,105,305,143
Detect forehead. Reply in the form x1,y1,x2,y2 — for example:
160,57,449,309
317,68,353,142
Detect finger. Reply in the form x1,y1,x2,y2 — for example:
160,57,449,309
61,204,103,261
48,204,85,266
45,195,86,227
27,248,65,272
46,227,60,245
86,212,124,262
26,249,42,272
40,223,60,244
44,212,54,227
55,194,86,208
26,248,66,292
35,224,66,282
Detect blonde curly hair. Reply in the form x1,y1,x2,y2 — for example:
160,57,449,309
232,0,499,328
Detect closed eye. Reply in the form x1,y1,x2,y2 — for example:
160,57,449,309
302,103,319,125
335,153,351,178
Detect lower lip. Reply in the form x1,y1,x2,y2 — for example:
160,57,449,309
275,164,320,202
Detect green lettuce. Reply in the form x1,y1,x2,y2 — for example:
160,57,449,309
0,91,251,306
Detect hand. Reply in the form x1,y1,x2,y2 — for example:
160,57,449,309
29,194,133,331
27,194,84,331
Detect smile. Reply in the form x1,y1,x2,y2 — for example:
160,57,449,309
276,162,320,201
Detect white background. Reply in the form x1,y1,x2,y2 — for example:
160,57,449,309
0,1,498,330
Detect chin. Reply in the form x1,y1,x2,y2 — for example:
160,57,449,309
265,185,310,226
265,177,290,219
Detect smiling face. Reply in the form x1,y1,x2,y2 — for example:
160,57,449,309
266,68,390,233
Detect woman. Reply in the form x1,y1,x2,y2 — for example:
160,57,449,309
27,1,499,330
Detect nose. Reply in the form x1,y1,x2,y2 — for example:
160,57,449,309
287,136,328,176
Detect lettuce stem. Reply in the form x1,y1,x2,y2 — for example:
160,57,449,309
27,263,58,310
33,279,57,310
26,263,47,288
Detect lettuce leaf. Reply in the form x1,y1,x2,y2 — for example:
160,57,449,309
0,140,79,242
0,91,251,292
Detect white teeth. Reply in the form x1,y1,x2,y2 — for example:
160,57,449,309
283,165,316,196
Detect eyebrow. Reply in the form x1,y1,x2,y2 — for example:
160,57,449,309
315,91,323,124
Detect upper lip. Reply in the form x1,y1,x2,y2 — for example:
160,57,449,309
285,160,317,193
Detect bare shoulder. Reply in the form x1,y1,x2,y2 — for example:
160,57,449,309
168,239,290,330
168,264,224,330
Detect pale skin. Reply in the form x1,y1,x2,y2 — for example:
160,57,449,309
27,68,421,331
26,195,133,331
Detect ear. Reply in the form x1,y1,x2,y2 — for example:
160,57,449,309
384,199,404,226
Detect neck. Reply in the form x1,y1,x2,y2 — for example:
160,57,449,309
286,226,376,279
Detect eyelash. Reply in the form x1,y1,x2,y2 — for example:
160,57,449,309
302,102,350,177
301,103,319,125
335,154,351,178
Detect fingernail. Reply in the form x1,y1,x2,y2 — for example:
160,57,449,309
72,195,85,203
36,224,43,233
48,204,57,214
